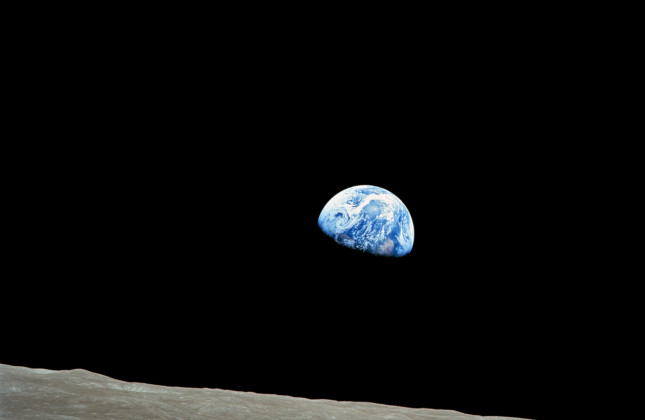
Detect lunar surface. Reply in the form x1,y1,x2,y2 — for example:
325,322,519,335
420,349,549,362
0,364,530,420
319,185,414,257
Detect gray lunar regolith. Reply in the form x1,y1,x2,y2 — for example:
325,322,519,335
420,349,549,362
0,364,532,420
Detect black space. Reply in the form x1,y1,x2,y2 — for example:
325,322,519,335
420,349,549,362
1,21,599,420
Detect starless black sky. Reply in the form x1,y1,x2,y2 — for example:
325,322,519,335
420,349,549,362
0,23,588,419
5,134,562,419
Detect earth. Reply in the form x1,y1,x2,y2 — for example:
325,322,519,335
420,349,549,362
318,185,414,257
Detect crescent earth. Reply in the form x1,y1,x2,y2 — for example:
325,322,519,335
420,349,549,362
318,185,414,257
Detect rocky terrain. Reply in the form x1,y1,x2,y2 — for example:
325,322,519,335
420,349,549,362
0,364,530,420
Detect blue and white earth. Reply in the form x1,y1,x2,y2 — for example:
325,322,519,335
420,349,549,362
318,185,414,257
